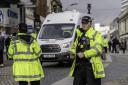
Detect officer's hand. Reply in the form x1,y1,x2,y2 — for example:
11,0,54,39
70,53,75,56
77,52,84,58
70,53,75,59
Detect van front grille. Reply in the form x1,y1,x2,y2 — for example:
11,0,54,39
41,44,61,53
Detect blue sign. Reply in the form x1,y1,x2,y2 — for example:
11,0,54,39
7,9,18,19
0,10,4,23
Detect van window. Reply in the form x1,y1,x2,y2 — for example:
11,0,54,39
39,24,75,39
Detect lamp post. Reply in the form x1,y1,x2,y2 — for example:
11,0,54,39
87,3,91,14
70,3,78,6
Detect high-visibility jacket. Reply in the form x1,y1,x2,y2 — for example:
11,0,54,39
8,33,44,82
69,27,105,78
30,32,37,39
103,38,109,48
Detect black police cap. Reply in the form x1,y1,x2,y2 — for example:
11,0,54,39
81,16,92,24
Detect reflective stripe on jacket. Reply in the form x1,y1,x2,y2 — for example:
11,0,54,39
69,27,105,78
103,38,109,47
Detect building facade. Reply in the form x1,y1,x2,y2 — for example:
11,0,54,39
118,0,128,49
121,0,128,12
0,1,20,34
119,10,128,39
109,18,119,39
0,0,63,34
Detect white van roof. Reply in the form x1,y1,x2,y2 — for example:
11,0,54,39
43,10,83,24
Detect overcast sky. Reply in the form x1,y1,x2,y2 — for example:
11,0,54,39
60,0,121,25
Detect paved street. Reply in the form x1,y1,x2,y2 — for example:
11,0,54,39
0,52,128,85
0,61,18,85
0,61,71,85
102,53,128,85
41,62,70,85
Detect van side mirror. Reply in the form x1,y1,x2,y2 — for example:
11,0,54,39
63,32,71,38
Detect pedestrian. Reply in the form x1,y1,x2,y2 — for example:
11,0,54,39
8,23,44,85
101,35,109,60
120,39,127,53
103,35,108,53
108,40,112,52
112,37,119,53
69,16,105,85
5,35,11,60
0,32,5,67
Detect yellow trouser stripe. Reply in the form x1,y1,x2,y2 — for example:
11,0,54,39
14,74,41,78
14,57,39,62
96,71,104,75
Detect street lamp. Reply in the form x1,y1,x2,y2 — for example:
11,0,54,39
70,3,78,6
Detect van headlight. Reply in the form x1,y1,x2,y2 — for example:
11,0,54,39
62,43,70,48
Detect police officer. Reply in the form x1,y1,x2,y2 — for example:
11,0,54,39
101,35,109,60
69,16,105,85
103,35,108,53
8,23,44,85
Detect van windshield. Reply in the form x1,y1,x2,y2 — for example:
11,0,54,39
39,24,75,39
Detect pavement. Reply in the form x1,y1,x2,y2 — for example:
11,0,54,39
52,53,113,85
0,51,128,85
51,77,126,85
0,60,18,85
52,51,128,85
52,76,128,85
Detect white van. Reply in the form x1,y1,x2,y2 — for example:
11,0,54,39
37,10,86,63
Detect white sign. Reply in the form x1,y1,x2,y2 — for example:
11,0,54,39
43,54,55,58
0,10,3,23
8,5,19,27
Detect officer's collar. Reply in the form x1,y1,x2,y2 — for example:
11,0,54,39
78,28,85,33
85,27,94,35
78,28,90,33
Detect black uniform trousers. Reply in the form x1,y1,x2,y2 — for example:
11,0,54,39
19,80,40,85
73,60,101,85
0,50,4,64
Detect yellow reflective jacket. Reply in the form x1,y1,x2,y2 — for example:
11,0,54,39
69,27,105,78
8,33,44,82
103,38,109,48
30,32,37,39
